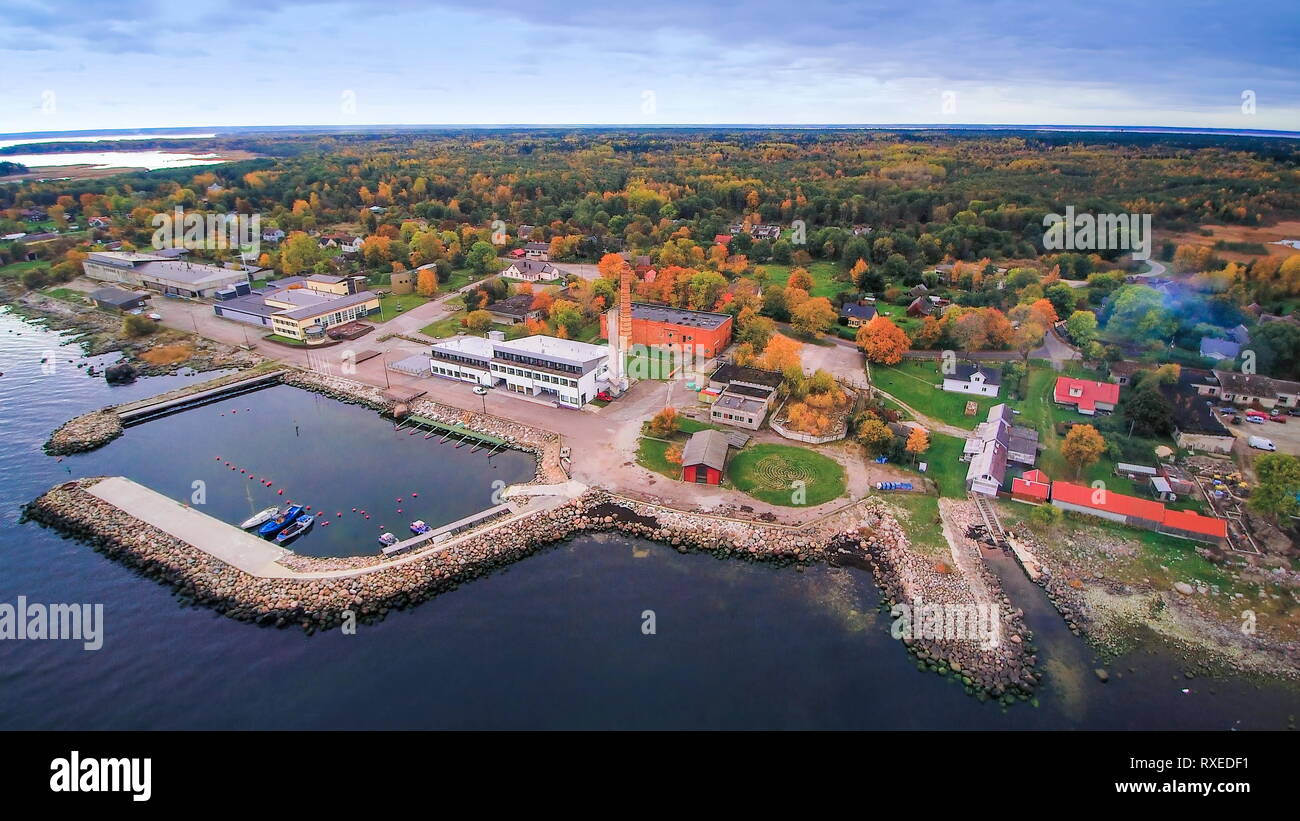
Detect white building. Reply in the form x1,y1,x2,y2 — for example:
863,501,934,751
84,251,252,298
942,363,1002,397
500,259,560,282
429,332,610,408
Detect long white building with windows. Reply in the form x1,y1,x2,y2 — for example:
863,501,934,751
429,332,610,408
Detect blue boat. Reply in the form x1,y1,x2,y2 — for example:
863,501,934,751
258,505,304,539
275,514,314,545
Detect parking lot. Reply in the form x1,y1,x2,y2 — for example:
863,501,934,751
1218,407,1300,455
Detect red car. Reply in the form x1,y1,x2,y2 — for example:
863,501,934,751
1270,414,1287,424
595,390,614,402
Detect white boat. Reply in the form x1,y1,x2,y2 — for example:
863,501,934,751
240,505,283,530
378,532,399,547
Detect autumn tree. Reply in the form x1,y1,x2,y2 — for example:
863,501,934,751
1249,453,1300,519
416,267,439,297
856,416,894,456
463,309,494,333
856,315,910,364
1061,424,1105,477
758,334,803,372
648,406,679,438
786,267,814,291
280,231,321,274
790,296,836,337
664,444,684,465
905,426,930,463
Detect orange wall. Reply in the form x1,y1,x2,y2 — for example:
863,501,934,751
601,314,732,357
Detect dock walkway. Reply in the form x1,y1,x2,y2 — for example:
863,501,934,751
86,477,292,576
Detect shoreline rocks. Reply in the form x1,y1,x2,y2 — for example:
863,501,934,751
24,477,1037,700
45,410,123,456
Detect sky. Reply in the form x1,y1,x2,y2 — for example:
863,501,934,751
1,0,1298,134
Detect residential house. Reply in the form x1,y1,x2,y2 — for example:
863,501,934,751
1199,337,1241,361
87,216,113,229
1053,376,1120,415
517,224,534,240
1203,370,1300,411
943,363,1002,397
261,228,286,243
523,242,550,261
838,299,877,328
1228,324,1250,346
906,296,935,317
963,404,1037,496
1011,469,1051,504
1107,360,1150,386
680,429,730,485
485,293,542,326
500,259,560,283
1159,379,1236,454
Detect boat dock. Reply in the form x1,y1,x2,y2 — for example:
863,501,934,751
85,476,293,576
394,414,508,451
117,370,286,427
381,503,514,557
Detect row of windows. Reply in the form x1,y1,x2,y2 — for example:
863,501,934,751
433,351,489,368
713,411,755,422
496,351,582,375
490,362,576,387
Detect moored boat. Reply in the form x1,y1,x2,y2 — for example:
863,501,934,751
275,514,314,545
409,520,431,535
378,532,399,547
258,504,304,539
240,505,283,530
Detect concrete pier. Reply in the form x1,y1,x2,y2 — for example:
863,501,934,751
85,477,291,576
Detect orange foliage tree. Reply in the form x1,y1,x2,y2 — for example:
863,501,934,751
856,315,910,364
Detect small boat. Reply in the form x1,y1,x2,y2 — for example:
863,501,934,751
275,514,315,545
378,532,399,547
258,504,304,539
409,520,431,535
240,505,282,530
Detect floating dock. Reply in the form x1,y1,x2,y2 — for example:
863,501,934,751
117,370,286,427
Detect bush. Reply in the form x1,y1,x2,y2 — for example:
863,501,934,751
122,314,156,338
1029,504,1063,529
20,267,50,290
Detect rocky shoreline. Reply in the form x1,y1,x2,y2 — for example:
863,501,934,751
25,476,1037,699
45,410,124,456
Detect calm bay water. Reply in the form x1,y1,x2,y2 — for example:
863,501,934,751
0,308,1296,729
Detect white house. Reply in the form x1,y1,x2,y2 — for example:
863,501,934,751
430,332,610,408
942,363,1002,397
501,259,560,282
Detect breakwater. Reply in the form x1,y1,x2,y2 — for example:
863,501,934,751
25,475,1036,699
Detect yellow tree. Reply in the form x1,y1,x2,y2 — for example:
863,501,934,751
905,426,930,463
1062,424,1105,477
787,267,814,291
416,267,439,297
790,296,837,337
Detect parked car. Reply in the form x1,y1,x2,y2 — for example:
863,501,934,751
595,390,614,402
147,312,162,321
1270,414,1287,424
1246,415,1265,424
1248,436,1277,451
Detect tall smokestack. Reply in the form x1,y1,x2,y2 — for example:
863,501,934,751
617,262,632,391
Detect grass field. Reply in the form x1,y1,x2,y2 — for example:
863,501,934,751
375,292,433,319
726,443,847,506
41,287,86,304
0,260,47,279
881,494,948,556
636,437,681,479
871,360,1001,429
752,261,852,299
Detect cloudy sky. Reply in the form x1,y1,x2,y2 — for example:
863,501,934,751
1,0,1297,134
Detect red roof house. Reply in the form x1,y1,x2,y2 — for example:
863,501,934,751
1054,377,1120,415
1011,469,1051,503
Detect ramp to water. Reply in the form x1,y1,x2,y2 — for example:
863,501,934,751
86,477,289,576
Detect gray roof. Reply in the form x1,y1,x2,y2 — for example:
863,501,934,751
488,293,540,317
279,290,377,320
505,259,558,276
90,286,149,306
681,429,729,471
840,302,877,320
1199,337,1241,359
631,302,731,330
953,363,1002,385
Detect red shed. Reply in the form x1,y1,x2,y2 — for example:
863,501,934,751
680,429,729,485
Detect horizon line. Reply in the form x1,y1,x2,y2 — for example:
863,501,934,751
2,123,1299,141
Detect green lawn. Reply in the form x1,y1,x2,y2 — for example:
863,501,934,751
871,360,1001,429
0,260,46,279
909,432,968,498
41,287,86,304
726,443,847,507
636,437,681,479
421,316,465,338
375,292,433,319
753,261,852,299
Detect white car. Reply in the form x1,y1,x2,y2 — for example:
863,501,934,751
147,312,162,321
1248,436,1276,451
472,385,488,395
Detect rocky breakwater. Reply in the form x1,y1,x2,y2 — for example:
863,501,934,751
281,369,566,484
24,480,823,631
45,410,123,455
845,499,1039,703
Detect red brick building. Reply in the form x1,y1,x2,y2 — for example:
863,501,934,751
600,302,733,358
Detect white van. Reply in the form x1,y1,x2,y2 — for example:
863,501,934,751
1248,436,1276,451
